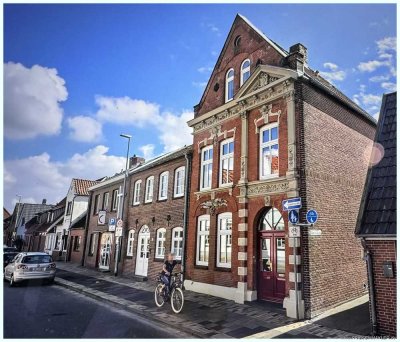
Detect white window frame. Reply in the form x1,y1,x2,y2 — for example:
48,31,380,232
145,176,154,203
225,68,234,102
200,145,213,190
103,192,109,210
158,171,169,200
126,229,135,256
171,227,183,260
155,228,166,259
240,59,251,86
219,138,234,186
217,212,233,268
112,189,119,211
174,166,185,198
196,215,210,266
259,123,279,180
94,194,100,215
133,180,142,205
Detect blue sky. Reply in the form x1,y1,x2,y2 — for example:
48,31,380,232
4,3,396,209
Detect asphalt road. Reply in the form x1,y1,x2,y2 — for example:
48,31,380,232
3,280,189,338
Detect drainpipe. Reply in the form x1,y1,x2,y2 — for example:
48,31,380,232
65,195,77,262
81,192,93,266
181,150,192,283
361,238,378,336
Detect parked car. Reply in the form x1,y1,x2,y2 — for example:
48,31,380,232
3,252,19,270
4,252,56,287
3,246,17,253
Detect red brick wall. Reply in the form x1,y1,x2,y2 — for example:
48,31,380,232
366,240,397,337
69,229,85,264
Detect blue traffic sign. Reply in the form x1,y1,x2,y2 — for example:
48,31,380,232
282,197,302,211
109,218,116,225
288,210,299,224
306,209,319,224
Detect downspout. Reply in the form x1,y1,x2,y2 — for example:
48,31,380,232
361,238,378,336
181,150,192,283
65,195,77,262
81,192,93,266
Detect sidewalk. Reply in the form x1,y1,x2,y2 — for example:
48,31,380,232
54,262,366,339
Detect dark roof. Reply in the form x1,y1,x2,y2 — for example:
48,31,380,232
73,179,99,196
356,92,396,237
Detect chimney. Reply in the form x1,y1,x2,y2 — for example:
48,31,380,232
286,43,307,74
42,199,47,205
129,154,145,168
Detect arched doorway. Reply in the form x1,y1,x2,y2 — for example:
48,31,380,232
257,207,286,301
135,225,150,276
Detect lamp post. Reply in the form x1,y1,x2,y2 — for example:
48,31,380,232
114,134,131,276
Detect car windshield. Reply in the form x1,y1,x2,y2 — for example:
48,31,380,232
22,255,53,264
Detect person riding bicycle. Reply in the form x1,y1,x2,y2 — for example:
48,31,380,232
161,252,177,298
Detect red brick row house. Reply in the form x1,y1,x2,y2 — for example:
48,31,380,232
355,92,396,337
84,147,192,280
184,14,376,319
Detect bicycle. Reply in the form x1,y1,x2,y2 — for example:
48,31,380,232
154,272,184,313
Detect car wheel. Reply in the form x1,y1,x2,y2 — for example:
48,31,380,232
9,274,15,287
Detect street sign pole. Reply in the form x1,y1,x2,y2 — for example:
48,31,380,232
294,233,299,321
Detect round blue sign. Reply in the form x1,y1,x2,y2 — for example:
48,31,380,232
306,209,318,224
288,210,299,224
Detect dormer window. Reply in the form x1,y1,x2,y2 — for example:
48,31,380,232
240,59,251,86
225,68,234,102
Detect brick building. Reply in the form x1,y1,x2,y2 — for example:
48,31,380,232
84,147,192,279
185,14,376,319
356,92,396,337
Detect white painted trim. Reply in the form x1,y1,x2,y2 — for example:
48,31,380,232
238,252,247,260
184,280,237,301
238,223,248,231
219,138,234,187
196,215,210,266
144,176,154,203
200,145,213,191
238,238,248,246
225,68,235,103
289,272,301,283
238,266,247,276
238,209,248,218
363,237,397,241
158,171,169,200
240,58,251,86
259,123,279,180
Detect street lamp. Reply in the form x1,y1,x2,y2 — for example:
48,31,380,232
114,134,131,276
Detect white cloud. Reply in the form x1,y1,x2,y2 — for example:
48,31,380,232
369,75,390,82
4,145,126,210
192,81,207,89
358,59,391,72
67,116,102,142
320,62,346,82
381,82,397,92
360,93,382,106
376,37,396,54
197,66,213,73
4,62,68,140
96,96,160,127
139,144,155,160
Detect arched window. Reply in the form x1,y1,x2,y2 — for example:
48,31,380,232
133,180,142,205
155,228,166,259
225,68,234,102
174,166,185,197
158,171,169,200
171,227,183,260
240,59,251,86
126,229,135,256
145,176,154,203
217,212,232,268
259,207,284,231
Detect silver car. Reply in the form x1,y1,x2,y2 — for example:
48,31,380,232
4,252,56,287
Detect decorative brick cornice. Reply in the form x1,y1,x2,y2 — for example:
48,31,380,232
238,178,290,197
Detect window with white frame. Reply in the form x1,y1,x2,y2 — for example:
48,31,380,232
145,176,154,203
102,192,109,210
196,215,210,266
93,194,100,215
133,180,141,205
171,227,183,260
112,189,119,211
225,68,234,102
260,124,279,179
126,229,135,256
158,171,169,200
240,59,251,86
155,228,166,259
174,166,185,197
220,139,234,186
217,212,232,268
200,146,213,190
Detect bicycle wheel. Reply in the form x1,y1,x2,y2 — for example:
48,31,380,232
170,287,184,313
154,284,165,307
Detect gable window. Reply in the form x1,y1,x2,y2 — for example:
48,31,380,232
126,229,135,256
102,192,109,210
260,124,279,179
220,139,234,186
196,215,210,266
145,176,154,203
225,68,234,102
133,180,142,205
174,166,185,197
217,212,232,268
66,201,72,215
240,59,251,86
200,145,213,190
171,227,183,260
93,194,100,215
155,228,166,259
158,171,169,200
112,189,119,211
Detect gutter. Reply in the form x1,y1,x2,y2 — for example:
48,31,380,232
181,151,192,282
361,238,378,336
